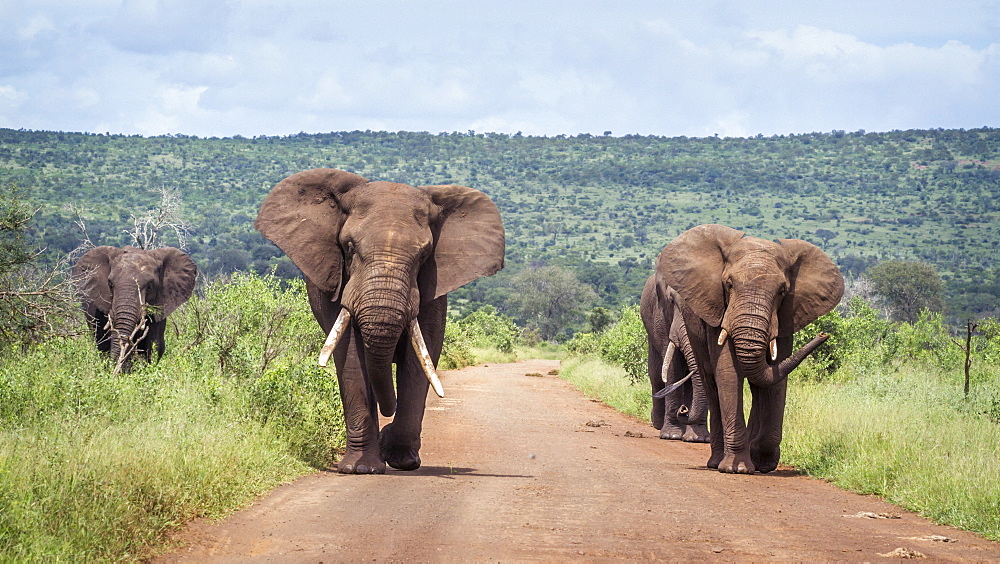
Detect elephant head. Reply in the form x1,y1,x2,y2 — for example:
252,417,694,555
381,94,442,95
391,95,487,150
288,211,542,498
73,245,197,373
660,224,843,387
254,168,504,418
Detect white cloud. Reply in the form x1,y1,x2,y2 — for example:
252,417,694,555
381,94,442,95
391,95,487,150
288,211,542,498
0,2,996,137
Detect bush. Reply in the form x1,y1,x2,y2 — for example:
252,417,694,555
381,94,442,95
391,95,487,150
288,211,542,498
451,305,519,353
567,305,647,384
439,321,476,369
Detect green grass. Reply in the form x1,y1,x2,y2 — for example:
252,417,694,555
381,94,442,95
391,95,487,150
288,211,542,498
558,356,651,422
783,364,1000,541
0,273,344,561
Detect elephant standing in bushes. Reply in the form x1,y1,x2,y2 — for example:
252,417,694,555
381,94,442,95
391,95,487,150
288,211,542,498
640,274,709,443
255,168,505,474
659,224,843,474
73,246,197,373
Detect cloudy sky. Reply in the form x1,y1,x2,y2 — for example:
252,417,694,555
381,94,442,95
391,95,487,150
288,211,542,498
1,1,998,138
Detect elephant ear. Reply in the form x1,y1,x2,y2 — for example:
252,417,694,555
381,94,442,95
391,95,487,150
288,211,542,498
150,247,197,319
72,246,122,314
254,169,369,296
418,184,505,301
658,224,744,327
777,239,845,333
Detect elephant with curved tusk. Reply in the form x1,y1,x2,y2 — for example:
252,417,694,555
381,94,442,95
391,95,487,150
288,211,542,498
255,168,505,474
72,245,197,374
640,273,709,443
659,224,843,474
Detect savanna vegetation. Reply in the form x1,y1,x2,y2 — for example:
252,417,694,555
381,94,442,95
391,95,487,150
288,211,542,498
1,126,999,557
2,126,999,332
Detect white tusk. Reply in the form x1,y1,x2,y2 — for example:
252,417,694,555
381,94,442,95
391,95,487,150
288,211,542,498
770,339,778,362
717,329,729,346
409,318,445,398
661,341,675,383
318,308,352,367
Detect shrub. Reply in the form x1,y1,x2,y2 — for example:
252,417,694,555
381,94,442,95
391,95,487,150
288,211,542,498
452,305,519,353
439,321,476,369
567,305,647,384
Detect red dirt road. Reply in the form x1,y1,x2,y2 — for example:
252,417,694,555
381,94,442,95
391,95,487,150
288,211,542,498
158,360,1000,561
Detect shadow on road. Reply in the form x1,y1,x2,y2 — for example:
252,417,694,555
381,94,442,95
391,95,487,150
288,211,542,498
388,465,534,479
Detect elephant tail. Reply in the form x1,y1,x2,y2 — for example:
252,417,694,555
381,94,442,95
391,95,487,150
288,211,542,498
652,370,694,399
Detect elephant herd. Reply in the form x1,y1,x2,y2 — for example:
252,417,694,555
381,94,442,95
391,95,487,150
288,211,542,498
73,168,843,476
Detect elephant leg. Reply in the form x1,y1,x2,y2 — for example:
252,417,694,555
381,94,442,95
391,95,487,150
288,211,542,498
647,344,666,430
702,370,725,468
748,379,787,473
333,326,385,474
682,371,710,443
714,344,754,474
380,296,446,471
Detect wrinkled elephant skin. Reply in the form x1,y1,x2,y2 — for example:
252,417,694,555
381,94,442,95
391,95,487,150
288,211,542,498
255,169,505,474
660,224,843,474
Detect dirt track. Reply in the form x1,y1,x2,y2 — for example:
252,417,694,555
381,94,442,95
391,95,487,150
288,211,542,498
158,360,1000,561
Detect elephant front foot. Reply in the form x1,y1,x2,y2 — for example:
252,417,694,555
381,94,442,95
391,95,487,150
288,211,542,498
750,445,780,473
718,451,755,474
337,448,386,474
682,424,710,443
380,423,422,471
707,450,723,469
659,421,685,440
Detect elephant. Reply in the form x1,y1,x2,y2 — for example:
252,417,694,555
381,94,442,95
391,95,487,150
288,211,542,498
254,168,505,474
73,245,197,373
659,224,843,474
640,274,709,443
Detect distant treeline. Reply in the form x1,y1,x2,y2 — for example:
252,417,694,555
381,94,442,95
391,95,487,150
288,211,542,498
1,126,999,323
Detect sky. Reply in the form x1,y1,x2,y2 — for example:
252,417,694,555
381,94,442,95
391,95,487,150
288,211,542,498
1,0,998,139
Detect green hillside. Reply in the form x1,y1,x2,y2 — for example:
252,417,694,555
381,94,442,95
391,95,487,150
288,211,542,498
2,127,999,321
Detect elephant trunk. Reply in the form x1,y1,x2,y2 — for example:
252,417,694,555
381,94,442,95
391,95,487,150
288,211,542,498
730,308,829,387
109,300,144,373
353,274,412,418
677,327,707,422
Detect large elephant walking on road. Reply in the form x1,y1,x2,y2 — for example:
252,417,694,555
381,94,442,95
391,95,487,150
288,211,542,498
255,168,505,474
640,274,709,443
658,224,843,474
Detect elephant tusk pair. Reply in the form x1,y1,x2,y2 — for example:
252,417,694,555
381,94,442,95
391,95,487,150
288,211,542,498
716,328,780,362
316,308,445,399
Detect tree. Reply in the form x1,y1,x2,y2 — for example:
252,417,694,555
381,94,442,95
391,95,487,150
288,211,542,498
587,306,615,333
815,228,837,245
864,260,945,323
507,265,597,341
125,187,190,249
0,183,77,349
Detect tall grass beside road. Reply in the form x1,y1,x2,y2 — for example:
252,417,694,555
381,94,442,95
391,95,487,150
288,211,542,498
0,273,343,561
